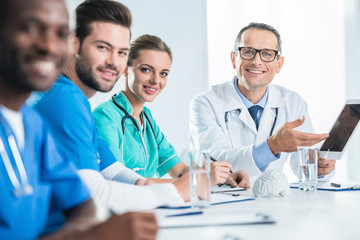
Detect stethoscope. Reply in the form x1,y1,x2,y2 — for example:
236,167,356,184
224,107,278,147
111,95,155,171
0,114,33,197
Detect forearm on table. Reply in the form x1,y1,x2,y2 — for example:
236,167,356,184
40,199,98,240
101,162,144,185
78,169,183,213
167,162,189,178
146,177,177,183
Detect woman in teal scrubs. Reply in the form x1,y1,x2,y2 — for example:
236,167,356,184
93,35,188,181
93,34,240,185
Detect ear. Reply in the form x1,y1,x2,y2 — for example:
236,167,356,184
230,52,237,69
70,35,80,55
123,67,128,77
275,56,284,74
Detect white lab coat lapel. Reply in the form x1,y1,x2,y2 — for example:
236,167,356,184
237,107,257,135
220,81,257,142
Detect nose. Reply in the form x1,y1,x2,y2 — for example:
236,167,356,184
251,51,262,65
37,31,62,56
150,72,161,85
105,50,121,67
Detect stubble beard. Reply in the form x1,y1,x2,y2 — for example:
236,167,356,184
75,51,116,93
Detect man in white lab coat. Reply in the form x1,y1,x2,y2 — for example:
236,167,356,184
189,22,335,179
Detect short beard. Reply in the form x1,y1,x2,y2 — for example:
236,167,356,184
75,49,116,93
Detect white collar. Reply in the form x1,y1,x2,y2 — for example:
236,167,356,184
220,81,284,113
0,105,24,150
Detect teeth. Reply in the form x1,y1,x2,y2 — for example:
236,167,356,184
248,70,263,74
33,61,55,72
103,71,114,76
145,86,156,92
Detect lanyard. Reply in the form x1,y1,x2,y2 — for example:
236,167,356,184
0,114,33,197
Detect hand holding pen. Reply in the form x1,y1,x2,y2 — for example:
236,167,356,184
209,156,233,186
210,156,233,173
210,156,251,189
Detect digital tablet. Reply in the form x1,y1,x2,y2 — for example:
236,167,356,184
319,99,360,159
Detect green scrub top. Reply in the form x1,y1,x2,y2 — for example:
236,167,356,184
93,93,182,178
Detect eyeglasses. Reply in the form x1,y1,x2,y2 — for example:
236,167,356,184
238,47,280,62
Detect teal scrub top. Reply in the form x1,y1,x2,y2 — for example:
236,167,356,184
93,93,182,178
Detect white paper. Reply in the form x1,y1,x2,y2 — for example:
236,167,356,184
160,193,254,209
158,211,274,228
290,182,360,191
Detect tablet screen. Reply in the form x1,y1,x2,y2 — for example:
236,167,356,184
320,104,360,152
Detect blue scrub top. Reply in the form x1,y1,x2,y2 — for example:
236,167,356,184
93,92,182,178
34,75,118,234
35,75,117,171
0,105,90,239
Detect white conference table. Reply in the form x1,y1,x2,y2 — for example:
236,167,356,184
155,188,360,240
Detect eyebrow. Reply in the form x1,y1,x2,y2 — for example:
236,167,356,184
19,17,69,29
92,40,129,51
139,64,170,72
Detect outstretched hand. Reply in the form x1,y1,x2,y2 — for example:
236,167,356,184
267,116,329,155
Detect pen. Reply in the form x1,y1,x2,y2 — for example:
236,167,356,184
331,182,341,188
210,156,233,173
166,211,203,218
211,191,240,196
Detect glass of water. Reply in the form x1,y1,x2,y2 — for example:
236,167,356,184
189,149,211,208
297,146,318,191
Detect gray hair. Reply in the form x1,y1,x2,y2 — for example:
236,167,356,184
234,22,282,54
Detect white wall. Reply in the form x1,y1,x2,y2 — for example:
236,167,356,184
207,0,351,181
345,0,360,180
66,0,208,155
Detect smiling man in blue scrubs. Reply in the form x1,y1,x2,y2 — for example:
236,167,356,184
0,0,93,238
34,0,191,218
0,0,158,239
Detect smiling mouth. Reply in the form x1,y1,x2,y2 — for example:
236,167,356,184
99,69,116,76
143,86,157,93
31,60,57,75
247,69,265,74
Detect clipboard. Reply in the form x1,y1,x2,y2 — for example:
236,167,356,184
158,211,275,228
159,192,255,209
290,182,360,191
211,185,246,193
